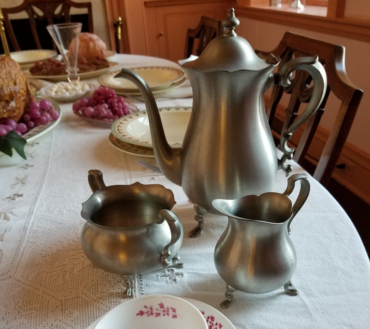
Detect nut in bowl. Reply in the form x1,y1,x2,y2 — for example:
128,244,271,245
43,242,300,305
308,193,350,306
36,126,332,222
95,295,208,329
39,81,96,103
72,86,138,128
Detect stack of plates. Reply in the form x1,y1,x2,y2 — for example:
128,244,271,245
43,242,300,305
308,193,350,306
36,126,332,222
109,107,191,157
99,66,186,96
87,295,235,329
8,49,58,70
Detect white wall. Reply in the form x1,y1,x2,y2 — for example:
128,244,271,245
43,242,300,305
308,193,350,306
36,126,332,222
0,0,111,48
237,18,370,154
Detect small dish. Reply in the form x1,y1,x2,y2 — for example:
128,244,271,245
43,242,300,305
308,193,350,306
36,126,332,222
38,82,97,103
95,295,207,329
111,107,191,148
10,49,57,65
73,103,138,128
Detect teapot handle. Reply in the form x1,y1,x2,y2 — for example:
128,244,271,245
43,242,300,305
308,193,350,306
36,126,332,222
88,170,106,192
156,209,184,267
283,173,310,233
276,56,327,176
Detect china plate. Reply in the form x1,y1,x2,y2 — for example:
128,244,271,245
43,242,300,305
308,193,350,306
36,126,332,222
108,133,155,157
94,295,207,329
99,67,185,92
21,100,62,142
24,62,118,81
111,107,191,148
74,102,139,128
86,297,235,329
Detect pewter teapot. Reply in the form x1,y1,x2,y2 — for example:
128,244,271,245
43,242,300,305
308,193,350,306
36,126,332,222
212,174,310,308
115,8,326,238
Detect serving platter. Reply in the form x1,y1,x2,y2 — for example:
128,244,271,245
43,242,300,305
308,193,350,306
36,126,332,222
24,62,118,81
111,107,191,148
99,67,185,92
21,100,62,142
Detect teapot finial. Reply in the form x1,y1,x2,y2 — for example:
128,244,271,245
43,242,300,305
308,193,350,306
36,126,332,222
222,8,239,37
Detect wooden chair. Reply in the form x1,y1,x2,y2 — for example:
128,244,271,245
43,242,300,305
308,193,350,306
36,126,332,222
257,32,363,187
184,16,223,58
2,0,93,51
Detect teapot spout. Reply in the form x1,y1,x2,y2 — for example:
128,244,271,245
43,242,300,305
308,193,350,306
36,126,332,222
114,69,182,186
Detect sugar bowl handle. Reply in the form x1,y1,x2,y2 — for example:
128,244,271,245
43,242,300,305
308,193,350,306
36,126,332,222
157,209,183,267
88,169,106,192
283,173,310,233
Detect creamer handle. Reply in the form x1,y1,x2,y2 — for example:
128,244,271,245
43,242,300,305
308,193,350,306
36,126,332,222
283,173,310,233
88,170,106,192
276,56,327,176
157,209,184,267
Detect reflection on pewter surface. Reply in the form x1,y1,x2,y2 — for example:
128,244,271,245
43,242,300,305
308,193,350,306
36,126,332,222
114,8,326,238
212,174,310,308
80,170,184,298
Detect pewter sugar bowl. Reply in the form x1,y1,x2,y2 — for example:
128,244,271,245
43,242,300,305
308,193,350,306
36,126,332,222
80,170,184,297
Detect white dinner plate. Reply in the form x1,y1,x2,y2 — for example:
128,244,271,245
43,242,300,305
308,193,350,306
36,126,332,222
108,134,155,157
111,107,191,148
24,62,118,81
94,295,207,329
86,297,235,329
99,67,185,92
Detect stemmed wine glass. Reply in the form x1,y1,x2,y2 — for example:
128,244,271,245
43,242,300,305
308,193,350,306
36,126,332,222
47,22,82,82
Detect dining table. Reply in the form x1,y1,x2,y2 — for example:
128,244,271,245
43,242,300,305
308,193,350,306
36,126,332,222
0,53,370,329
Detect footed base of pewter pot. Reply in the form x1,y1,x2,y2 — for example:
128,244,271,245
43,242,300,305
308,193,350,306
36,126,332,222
188,204,207,238
220,281,299,308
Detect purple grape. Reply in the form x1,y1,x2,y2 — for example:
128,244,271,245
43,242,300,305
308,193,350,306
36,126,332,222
27,121,35,129
72,102,81,112
16,123,28,134
116,109,124,117
14,130,22,136
99,108,107,118
34,120,41,127
4,119,16,129
23,114,31,122
40,99,52,111
0,127,7,137
30,101,40,110
4,125,12,133
30,108,41,120
84,107,94,117
79,98,89,107
49,109,59,120
106,110,113,119
39,115,49,125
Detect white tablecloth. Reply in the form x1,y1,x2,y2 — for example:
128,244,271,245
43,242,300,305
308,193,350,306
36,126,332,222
0,54,369,329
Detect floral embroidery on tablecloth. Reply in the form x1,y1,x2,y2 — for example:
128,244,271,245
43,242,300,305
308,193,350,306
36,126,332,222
5,193,23,201
11,176,27,189
201,311,224,328
136,302,177,318
157,268,184,284
0,227,12,242
19,164,34,170
0,208,17,221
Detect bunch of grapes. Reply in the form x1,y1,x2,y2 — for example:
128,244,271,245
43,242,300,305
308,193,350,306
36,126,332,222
0,99,59,137
72,86,132,122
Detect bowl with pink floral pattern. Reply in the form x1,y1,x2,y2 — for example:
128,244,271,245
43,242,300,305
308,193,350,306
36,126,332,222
95,295,208,329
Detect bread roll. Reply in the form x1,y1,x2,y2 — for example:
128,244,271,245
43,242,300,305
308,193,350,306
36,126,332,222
70,33,107,61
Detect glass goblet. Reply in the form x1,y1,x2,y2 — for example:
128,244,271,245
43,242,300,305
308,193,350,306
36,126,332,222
47,22,82,82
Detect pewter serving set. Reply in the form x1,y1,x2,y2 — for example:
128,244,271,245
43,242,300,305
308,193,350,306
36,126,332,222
80,8,327,307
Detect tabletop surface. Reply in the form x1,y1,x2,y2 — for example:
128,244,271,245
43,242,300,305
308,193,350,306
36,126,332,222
0,54,370,329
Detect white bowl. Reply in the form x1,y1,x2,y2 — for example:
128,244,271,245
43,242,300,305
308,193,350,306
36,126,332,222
95,295,208,329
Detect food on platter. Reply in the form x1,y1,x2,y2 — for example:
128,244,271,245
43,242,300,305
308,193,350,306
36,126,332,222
72,86,133,124
0,99,60,137
0,56,33,123
69,33,108,61
29,58,109,76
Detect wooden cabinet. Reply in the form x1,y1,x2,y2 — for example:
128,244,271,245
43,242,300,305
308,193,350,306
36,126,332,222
144,1,230,61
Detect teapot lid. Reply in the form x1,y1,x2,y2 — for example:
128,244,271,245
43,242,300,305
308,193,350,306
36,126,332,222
182,8,274,72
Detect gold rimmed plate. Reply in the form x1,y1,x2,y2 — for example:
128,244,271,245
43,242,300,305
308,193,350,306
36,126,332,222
109,134,155,157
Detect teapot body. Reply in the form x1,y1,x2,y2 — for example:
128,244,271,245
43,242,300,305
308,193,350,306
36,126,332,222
181,69,278,213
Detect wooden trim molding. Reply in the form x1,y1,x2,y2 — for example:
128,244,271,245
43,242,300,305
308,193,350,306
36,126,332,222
235,4,370,43
271,100,370,204
144,0,230,7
